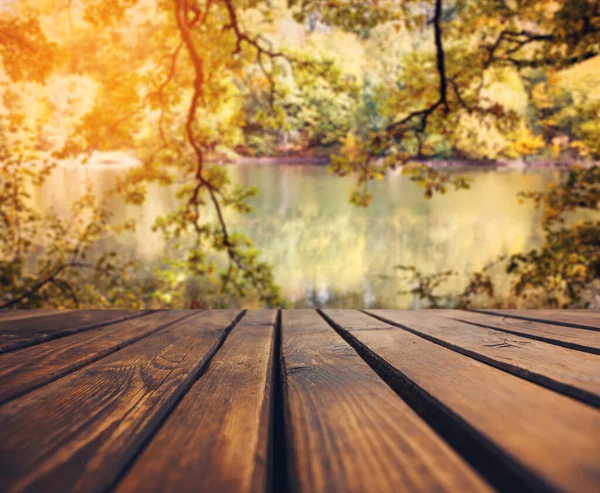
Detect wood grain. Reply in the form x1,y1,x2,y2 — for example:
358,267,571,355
324,309,600,493
115,310,277,493
475,309,600,331
443,309,600,354
367,309,600,407
0,310,242,493
0,309,150,354
0,311,192,404
281,310,491,493
0,310,70,322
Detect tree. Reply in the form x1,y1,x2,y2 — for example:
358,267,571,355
0,0,598,308
2,0,292,307
505,166,600,307
321,0,600,203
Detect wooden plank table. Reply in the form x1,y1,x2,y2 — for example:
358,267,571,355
0,309,598,493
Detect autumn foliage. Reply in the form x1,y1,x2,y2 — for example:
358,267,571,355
0,0,599,308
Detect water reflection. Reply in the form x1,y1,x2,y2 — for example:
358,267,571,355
33,163,563,307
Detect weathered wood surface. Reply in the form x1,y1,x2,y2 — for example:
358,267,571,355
324,309,600,493
0,310,242,493
440,309,600,354
0,309,599,493
281,310,490,493
475,309,600,330
0,311,192,404
0,310,70,322
116,310,277,493
366,309,600,406
0,309,150,354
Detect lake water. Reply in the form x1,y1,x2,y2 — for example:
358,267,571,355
34,163,566,308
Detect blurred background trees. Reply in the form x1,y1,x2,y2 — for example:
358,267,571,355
0,0,598,308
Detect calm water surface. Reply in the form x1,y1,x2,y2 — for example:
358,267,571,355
35,163,565,307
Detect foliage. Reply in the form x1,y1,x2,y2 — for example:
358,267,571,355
504,166,600,307
1,0,290,307
0,0,599,308
325,0,600,203
0,131,143,308
391,265,456,309
404,166,600,309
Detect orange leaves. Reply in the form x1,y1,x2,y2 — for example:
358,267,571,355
83,0,139,28
0,17,58,83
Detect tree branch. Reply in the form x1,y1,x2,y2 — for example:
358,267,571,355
433,0,448,113
386,0,447,140
486,21,600,69
174,0,205,176
0,262,92,309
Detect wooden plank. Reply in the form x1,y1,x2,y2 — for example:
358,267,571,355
442,309,600,354
0,311,192,405
366,310,600,407
281,310,491,493
0,310,71,322
323,309,600,493
0,310,242,493
476,309,600,331
0,309,150,354
115,310,277,493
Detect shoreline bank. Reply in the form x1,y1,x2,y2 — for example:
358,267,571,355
54,151,599,170
208,156,599,169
